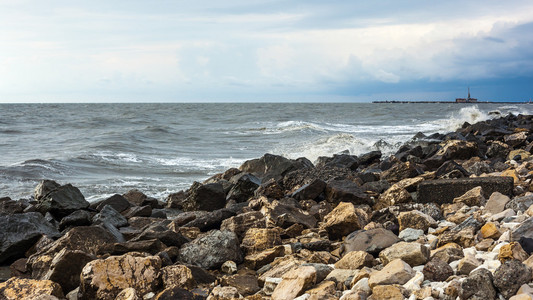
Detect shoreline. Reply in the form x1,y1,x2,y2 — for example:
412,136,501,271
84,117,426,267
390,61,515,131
2,113,533,299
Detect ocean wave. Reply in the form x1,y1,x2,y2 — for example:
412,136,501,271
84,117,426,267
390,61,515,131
154,156,244,172
80,152,143,164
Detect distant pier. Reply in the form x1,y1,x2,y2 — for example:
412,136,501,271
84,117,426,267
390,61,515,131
372,101,529,104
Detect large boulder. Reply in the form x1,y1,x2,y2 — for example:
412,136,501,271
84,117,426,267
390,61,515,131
0,212,60,264
36,183,89,218
321,202,368,240
424,140,478,169
341,228,400,256
179,230,243,269
38,248,95,293
34,179,61,200
240,153,311,182
261,200,317,229
0,278,64,299
181,182,226,212
290,179,327,201
380,161,420,183
92,205,128,228
325,180,370,205
93,194,132,213
226,173,261,203
80,254,161,300
241,228,281,255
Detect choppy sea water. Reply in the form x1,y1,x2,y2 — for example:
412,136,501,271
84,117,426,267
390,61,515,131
1,103,531,201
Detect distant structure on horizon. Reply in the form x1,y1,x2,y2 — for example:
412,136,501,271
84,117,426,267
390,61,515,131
455,87,477,103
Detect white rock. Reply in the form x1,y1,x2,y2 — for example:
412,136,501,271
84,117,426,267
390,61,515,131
413,265,425,272
404,271,424,292
294,294,309,300
501,222,521,230
498,231,511,243
463,247,477,257
263,277,282,296
449,260,460,272
490,209,516,222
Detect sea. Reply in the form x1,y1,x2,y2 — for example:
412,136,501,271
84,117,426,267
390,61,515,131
1,102,532,202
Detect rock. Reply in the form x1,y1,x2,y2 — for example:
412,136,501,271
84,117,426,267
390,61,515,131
505,131,528,147
499,242,529,263
0,212,60,264
325,180,370,205
244,246,285,270
160,265,196,290
123,189,155,207
398,228,424,242
220,211,266,240
459,268,497,300
484,192,511,215
305,280,336,298
368,259,415,288
115,288,141,300
435,160,470,178
437,216,482,247
453,186,485,206
181,182,226,212
397,210,437,232
121,206,152,218
481,222,502,239
376,184,412,209
240,153,310,182
0,278,64,299
221,261,237,274
130,223,189,248
271,265,316,300
182,208,237,232
324,269,358,285
316,153,360,170
369,285,405,300
220,274,261,296
424,140,478,169
99,239,164,255
422,258,453,281
334,251,376,269
379,242,430,267
255,178,285,199
38,249,95,293
179,230,243,269
381,161,420,183
154,287,202,300
493,260,533,299
34,180,62,201
508,149,531,161
209,286,241,299
431,244,464,263
457,255,482,275
36,184,89,218
226,173,261,203
341,228,400,256
511,216,533,241
291,179,327,200
0,197,25,214
241,228,281,255
93,194,132,213
321,202,368,240
261,200,317,229
487,140,510,158
79,254,161,300
506,195,533,213
92,205,128,228
58,210,92,230
417,177,514,204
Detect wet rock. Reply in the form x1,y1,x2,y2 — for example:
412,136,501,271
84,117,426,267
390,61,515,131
36,184,90,218
0,197,25,214
316,153,359,170
179,230,243,269
493,260,533,299
459,268,497,300
379,242,430,267
422,258,453,282
160,265,196,290
92,204,128,228
183,208,237,232
123,189,158,208
181,182,226,212
122,205,152,218
0,212,60,264
240,153,310,182
435,160,471,178
417,177,514,204
241,228,281,255
484,192,511,215
0,278,64,299
226,173,261,203
334,251,376,270
80,254,161,300
321,202,368,240
341,228,400,256
271,265,316,300
34,180,62,201
397,210,437,232
58,210,92,231
290,179,327,200
93,194,132,213
325,179,370,205
368,259,415,288
261,200,317,229
220,211,266,240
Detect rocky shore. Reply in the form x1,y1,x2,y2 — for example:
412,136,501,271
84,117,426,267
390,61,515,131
2,114,533,299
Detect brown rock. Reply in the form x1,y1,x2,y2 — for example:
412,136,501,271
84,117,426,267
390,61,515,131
261,200,317,229
397,210,437,232
369,285,405,300
0,278,64,299
79,254,161,300
334,251,376,270
453,186,485,206
244,246,285,270
220,211,266,240
381,161,420,183
221,274,261,296
305,280,336,298
241,228,281,255
368,259,415,288
423,258,453,282
39,248,95,293
258,256,303,286
502,169,520,184
499,242,529,263
115,288,141,300
271,265,317,300
484,192,511,215
376,185,411,209
321,202,368,240
160,265,196,290
379,242,430,267
457,255,482,275
430,243,464,263
481,222,501,239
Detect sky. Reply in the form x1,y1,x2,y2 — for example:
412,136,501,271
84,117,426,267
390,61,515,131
1,0,533,103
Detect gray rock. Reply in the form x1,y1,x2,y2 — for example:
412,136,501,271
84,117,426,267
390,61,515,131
261,201,317,229
505,195,533,213
483,192,510,215
36,184,90,218
34,180,61,201
92,205,128,228
325,180,370,205
511,216,533,242
0,212,60,263
493,259,532,299
290,179,326,200
417,177,513,204
459,268,497,300
226,173,261,203
179,230,243,269
39,249,95,293
181,182,226,212
341,228,400,256
58,210,92,231
399,228,424,242
93,194,132,213
239,153,311,182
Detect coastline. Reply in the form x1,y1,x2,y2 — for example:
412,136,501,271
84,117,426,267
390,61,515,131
2,113,533,299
